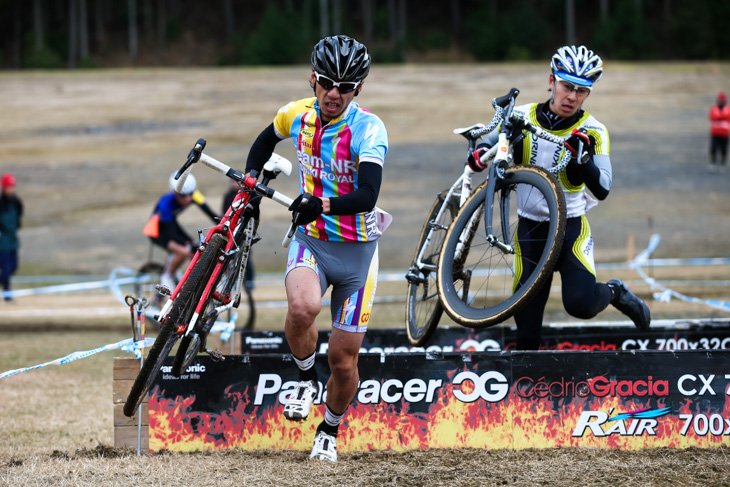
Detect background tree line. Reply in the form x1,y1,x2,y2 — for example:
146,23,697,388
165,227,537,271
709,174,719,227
2,0,729,70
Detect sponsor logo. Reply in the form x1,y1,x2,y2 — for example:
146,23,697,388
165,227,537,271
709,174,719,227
573,407,671,437
515,375,669,399
244,336,284,345
161,363,206,374
160,363,206,381
252,370,509,406
452,370,509,403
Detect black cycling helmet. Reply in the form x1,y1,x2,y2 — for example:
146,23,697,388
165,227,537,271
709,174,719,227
311,35,370,82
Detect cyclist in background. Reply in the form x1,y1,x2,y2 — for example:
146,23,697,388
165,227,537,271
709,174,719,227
244,35,389,462
469,45,651,350
709,91,730,173
144,171,219,292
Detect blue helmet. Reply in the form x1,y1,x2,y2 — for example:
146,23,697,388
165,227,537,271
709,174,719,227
551,45,603,87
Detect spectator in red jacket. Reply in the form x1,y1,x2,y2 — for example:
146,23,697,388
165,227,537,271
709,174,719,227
709,91,730,173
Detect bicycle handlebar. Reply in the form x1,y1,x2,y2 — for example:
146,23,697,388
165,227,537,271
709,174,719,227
465,88,573,174
175,139,297,247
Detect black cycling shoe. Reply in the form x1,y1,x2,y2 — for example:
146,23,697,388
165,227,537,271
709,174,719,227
607,279,651,330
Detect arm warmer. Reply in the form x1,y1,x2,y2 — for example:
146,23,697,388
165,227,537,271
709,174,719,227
328,162,382,215
245,123,282,174
580,153,612,200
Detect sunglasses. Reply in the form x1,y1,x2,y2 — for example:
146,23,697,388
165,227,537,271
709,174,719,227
557,80,592,97
314,72,361,94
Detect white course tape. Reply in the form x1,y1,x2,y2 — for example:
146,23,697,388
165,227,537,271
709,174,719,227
0,337,155,380
0,274,138,299
632,234,730,313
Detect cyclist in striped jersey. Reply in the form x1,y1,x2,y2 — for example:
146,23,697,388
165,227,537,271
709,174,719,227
244,35,389,462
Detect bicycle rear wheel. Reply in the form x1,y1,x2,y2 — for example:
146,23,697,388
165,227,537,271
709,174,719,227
171,233,228,377
405,191,458,346
437,165,566,328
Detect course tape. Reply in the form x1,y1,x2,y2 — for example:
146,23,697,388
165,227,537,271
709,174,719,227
1,275,138,299
0,337,154,380
633,234,730,313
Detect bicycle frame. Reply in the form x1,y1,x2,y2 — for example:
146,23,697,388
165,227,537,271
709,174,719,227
410,164,476,278
155,139,294,338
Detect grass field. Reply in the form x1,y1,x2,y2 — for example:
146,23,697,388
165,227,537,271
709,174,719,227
2,62,730,486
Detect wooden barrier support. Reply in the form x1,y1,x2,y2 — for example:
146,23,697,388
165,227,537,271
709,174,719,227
113,357,148,450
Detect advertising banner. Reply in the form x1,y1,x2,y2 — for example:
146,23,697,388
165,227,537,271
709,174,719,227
240,321,730,355
148,351,730,452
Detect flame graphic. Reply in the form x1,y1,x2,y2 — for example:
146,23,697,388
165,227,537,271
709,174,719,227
149,382,730,452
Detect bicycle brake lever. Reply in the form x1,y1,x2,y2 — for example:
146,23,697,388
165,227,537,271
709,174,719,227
493,87,520,109
176,138,207,180
282,196,309,248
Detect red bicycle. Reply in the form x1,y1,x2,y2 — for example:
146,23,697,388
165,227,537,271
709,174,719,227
123,138,296,417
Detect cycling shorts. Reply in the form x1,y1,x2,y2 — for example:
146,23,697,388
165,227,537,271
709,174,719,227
286,232,378,333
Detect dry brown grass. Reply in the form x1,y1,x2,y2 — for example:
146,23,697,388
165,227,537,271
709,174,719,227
2,445,730,486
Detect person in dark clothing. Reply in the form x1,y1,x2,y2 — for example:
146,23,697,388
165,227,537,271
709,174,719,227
0,173,23,302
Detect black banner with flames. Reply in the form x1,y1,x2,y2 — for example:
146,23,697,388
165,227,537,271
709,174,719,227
149,350,730,452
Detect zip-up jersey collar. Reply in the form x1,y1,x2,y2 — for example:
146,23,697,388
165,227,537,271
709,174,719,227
537,100,584,131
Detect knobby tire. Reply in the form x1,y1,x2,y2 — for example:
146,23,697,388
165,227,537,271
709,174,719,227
122,240,223,417
437,165,566,328
171,233,229,377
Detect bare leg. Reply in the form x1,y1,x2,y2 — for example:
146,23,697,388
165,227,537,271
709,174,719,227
324,328,365,413
165,241,193,275
284,267,321,359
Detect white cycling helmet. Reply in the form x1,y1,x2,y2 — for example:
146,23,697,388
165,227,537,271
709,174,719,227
551,45,603,87
169,170,196,195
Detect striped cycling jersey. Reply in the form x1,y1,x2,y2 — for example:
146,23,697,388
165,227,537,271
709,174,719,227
273,97,388,242
513,102,610,220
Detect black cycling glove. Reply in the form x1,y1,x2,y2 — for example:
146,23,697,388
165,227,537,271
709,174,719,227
288,192,323,225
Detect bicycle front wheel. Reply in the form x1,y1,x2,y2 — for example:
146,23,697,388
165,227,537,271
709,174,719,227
122,245,218,416
171,233,229,377
405,191,458,346
437,165,566,328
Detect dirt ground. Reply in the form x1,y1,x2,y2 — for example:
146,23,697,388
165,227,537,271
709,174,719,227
2,64,730,485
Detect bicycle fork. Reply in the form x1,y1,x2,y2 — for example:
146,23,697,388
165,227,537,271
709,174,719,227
482,160,515,255
451,159,514,300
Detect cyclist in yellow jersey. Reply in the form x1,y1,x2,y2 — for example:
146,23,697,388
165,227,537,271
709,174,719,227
244,35,389,462
471,45,651,349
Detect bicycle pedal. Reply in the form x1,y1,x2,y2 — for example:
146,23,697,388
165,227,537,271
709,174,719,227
207,349,225,362
155,284,172,297
252,235,262,244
